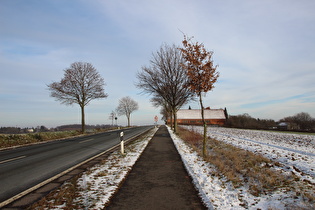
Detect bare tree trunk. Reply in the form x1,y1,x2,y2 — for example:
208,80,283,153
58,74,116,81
199,94,207,157
127,114,130,127
81,105,85,133
173,108,178,133
169,110,173,129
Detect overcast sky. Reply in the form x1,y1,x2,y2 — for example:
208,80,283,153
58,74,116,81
1,0,315,128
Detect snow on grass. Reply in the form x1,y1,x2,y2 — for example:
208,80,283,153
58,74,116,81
201,126,314,183
168,126,315,209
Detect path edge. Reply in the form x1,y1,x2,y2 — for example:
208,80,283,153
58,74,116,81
166,125,214,210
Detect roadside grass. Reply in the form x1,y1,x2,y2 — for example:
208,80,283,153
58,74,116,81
0,128,118,149
28,176,82,210
177,126,315,204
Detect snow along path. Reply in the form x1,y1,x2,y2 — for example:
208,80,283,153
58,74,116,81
168,126,314,209
76,127,158,209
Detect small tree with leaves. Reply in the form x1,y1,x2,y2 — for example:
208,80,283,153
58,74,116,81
116,96,139,127
180,36,219,157
48,62,108,133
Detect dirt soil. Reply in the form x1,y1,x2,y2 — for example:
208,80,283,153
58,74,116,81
106,126,207,210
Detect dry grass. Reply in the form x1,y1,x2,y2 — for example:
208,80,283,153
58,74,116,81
28,176,82,210
177,126,315,205
205,137,292,195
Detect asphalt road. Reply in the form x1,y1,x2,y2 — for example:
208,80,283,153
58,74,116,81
0,126,153,204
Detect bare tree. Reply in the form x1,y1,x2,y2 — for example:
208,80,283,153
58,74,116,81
293,112,313,130
47,62,108,133
136,43,195,132
180,36,219,157
282,112,315,131
150,95,171,124
116,96,139,127
109,111,116,126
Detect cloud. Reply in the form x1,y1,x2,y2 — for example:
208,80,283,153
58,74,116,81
1,0,314,127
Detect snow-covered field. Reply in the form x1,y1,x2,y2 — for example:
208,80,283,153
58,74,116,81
184,126,315,183
173,126,315,209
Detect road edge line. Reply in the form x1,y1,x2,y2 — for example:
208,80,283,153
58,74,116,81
0,127,152,208
0,144,119,208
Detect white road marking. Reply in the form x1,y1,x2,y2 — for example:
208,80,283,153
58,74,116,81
79,138,94,143
0,156,27,164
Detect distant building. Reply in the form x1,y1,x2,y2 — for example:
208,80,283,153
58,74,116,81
278,122,300,130
26,129,34,133
168,107,228,126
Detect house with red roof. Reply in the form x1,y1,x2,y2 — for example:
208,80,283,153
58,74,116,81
168,107,228,126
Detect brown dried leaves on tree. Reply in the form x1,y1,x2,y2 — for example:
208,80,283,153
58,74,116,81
180,36,219,95
180,35,219,157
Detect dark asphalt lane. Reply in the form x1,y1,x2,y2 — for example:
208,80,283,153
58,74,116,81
0,126,153,204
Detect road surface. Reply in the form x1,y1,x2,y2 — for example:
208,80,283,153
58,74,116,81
0,126,153,205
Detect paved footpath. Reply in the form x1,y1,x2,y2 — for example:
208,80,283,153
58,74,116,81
106,125,207,210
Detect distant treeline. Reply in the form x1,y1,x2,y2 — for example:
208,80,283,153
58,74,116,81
0,127,23,134
0,124,114,134
55,124,112,131
226,112,315,132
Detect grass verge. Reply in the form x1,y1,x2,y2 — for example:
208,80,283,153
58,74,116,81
177,126,314,206
28,176,82,210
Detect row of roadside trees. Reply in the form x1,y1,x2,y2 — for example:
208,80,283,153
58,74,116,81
136,35,219,157
47,35,220,157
